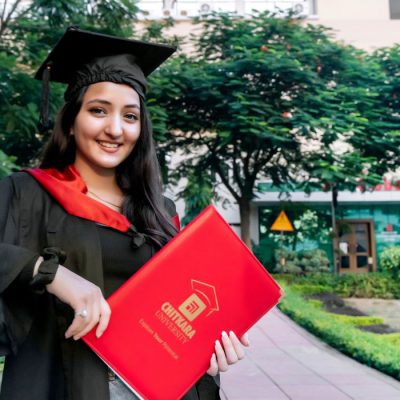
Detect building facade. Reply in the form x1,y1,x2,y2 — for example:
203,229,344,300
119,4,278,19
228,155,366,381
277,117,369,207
137,0,400,50
256,180,400,273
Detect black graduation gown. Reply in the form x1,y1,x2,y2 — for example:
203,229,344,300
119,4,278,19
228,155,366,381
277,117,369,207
0,172,220,400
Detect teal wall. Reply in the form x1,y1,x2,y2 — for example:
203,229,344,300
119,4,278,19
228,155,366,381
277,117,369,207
258,202,400,271
336,204,400,262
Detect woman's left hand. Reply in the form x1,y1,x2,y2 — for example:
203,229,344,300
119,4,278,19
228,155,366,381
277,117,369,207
207,331,250,376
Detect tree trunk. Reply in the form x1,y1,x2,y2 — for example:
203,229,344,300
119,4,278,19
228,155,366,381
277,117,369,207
239,198,252,249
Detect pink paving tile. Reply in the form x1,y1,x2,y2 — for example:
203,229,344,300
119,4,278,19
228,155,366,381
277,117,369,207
279,384,352,400
268,373,327,385
352,397,400,400
338,384,400,397
219,309,400,400
221,373,289,399
323,373,384,385
254,358,311,376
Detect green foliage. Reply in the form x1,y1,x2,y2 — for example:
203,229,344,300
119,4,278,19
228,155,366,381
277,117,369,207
277,272,400,299
380,246,400,277
279,286,400,379
273,248,330,274
378,333,400,346
329,314,385,326
159,11,400,244
0,150,18,178
178,169,214,226
291,283,333,295
306,298,323,308
259,205,332,253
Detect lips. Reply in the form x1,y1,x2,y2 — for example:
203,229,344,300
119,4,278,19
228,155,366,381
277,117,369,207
96,140,122,150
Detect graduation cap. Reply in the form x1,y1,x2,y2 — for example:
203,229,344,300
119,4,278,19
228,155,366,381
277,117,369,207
35,27,176,132
191,279,219,317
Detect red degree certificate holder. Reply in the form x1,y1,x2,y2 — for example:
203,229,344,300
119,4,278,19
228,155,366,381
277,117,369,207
83,205,283,400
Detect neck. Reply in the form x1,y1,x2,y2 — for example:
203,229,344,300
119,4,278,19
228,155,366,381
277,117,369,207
73,160,123,200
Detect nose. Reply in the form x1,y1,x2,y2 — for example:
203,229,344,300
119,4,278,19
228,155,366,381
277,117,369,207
105,114,123,137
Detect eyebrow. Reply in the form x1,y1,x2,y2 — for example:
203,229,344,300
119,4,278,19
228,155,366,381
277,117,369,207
86,99,140,109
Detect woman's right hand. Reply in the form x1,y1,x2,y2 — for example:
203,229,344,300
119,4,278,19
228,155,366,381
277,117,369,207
46,265,111,340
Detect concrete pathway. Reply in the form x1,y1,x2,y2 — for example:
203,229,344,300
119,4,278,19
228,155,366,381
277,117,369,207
220,309,400,400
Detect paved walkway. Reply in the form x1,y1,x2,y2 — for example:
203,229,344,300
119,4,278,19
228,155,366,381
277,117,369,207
220,309,400,400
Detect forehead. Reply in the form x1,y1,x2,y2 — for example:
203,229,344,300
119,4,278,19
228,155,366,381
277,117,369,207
83,82,140,103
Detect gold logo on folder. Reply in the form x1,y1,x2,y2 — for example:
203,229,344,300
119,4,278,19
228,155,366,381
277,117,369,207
179,294,206,321
155,279,220,343
178,280,219,322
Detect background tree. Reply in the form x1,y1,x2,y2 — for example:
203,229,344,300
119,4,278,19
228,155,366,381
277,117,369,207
158,11,400,246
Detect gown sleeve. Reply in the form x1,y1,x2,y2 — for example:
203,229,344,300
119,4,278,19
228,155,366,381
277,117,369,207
0,175,41,355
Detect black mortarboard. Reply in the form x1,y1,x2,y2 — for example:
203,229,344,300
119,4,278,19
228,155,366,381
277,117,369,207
35,27,176,132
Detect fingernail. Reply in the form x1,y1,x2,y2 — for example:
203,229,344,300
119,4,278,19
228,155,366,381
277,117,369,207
229,330,235,337
215,339,221,347
222,331,228,338
73,335,79,341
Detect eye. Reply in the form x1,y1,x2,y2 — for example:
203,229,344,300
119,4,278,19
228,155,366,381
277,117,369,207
89,107,106,115
125,113,139,122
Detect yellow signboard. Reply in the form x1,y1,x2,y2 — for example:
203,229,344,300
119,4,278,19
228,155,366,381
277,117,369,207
271,211,294,232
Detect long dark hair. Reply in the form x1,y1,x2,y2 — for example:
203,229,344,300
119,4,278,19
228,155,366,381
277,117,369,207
41,86,177,248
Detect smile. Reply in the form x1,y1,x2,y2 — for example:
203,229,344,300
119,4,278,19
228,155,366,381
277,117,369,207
96,140,121,149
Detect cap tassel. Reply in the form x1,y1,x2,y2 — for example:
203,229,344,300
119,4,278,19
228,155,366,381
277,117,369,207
38,63,52,134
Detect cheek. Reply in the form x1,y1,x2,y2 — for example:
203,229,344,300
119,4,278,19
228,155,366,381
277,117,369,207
128,126,141,146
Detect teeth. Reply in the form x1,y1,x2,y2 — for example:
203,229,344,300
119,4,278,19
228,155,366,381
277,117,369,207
97,141,120,149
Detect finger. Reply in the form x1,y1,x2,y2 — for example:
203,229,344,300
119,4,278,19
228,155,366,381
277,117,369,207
96,299,112,338
239,332,250,347
65,304,89,339
221,331,239,364
229,331,246,360
215,339,229,372
206,353,218,376
73,301,100,340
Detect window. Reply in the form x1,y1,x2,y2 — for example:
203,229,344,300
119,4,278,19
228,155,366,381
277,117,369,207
390,0,400,19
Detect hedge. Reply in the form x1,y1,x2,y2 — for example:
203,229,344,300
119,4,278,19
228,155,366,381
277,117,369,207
278,286,400,380
275,272,400,299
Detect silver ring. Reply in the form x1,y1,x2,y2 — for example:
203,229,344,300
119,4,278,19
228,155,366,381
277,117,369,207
75,309,88,318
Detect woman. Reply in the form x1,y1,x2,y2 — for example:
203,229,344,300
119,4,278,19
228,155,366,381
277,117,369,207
0,28,249,400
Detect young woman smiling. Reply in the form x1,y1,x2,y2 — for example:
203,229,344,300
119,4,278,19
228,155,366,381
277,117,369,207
0,28,249,400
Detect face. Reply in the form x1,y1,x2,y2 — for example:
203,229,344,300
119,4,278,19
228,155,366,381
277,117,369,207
71,81,141,175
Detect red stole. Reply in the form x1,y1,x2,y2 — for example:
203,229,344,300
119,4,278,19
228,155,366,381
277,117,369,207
26,165,180,232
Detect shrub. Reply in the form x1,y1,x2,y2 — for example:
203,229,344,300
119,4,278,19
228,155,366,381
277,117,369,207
380,246,400,277
279,286,400,379
273,248,330,274
276,272,400,299
378,333,400,346
307,299,323,308
329,314,385,326
291,284,333,295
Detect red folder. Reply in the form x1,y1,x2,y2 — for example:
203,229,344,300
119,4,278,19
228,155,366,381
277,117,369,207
83,205,283,399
